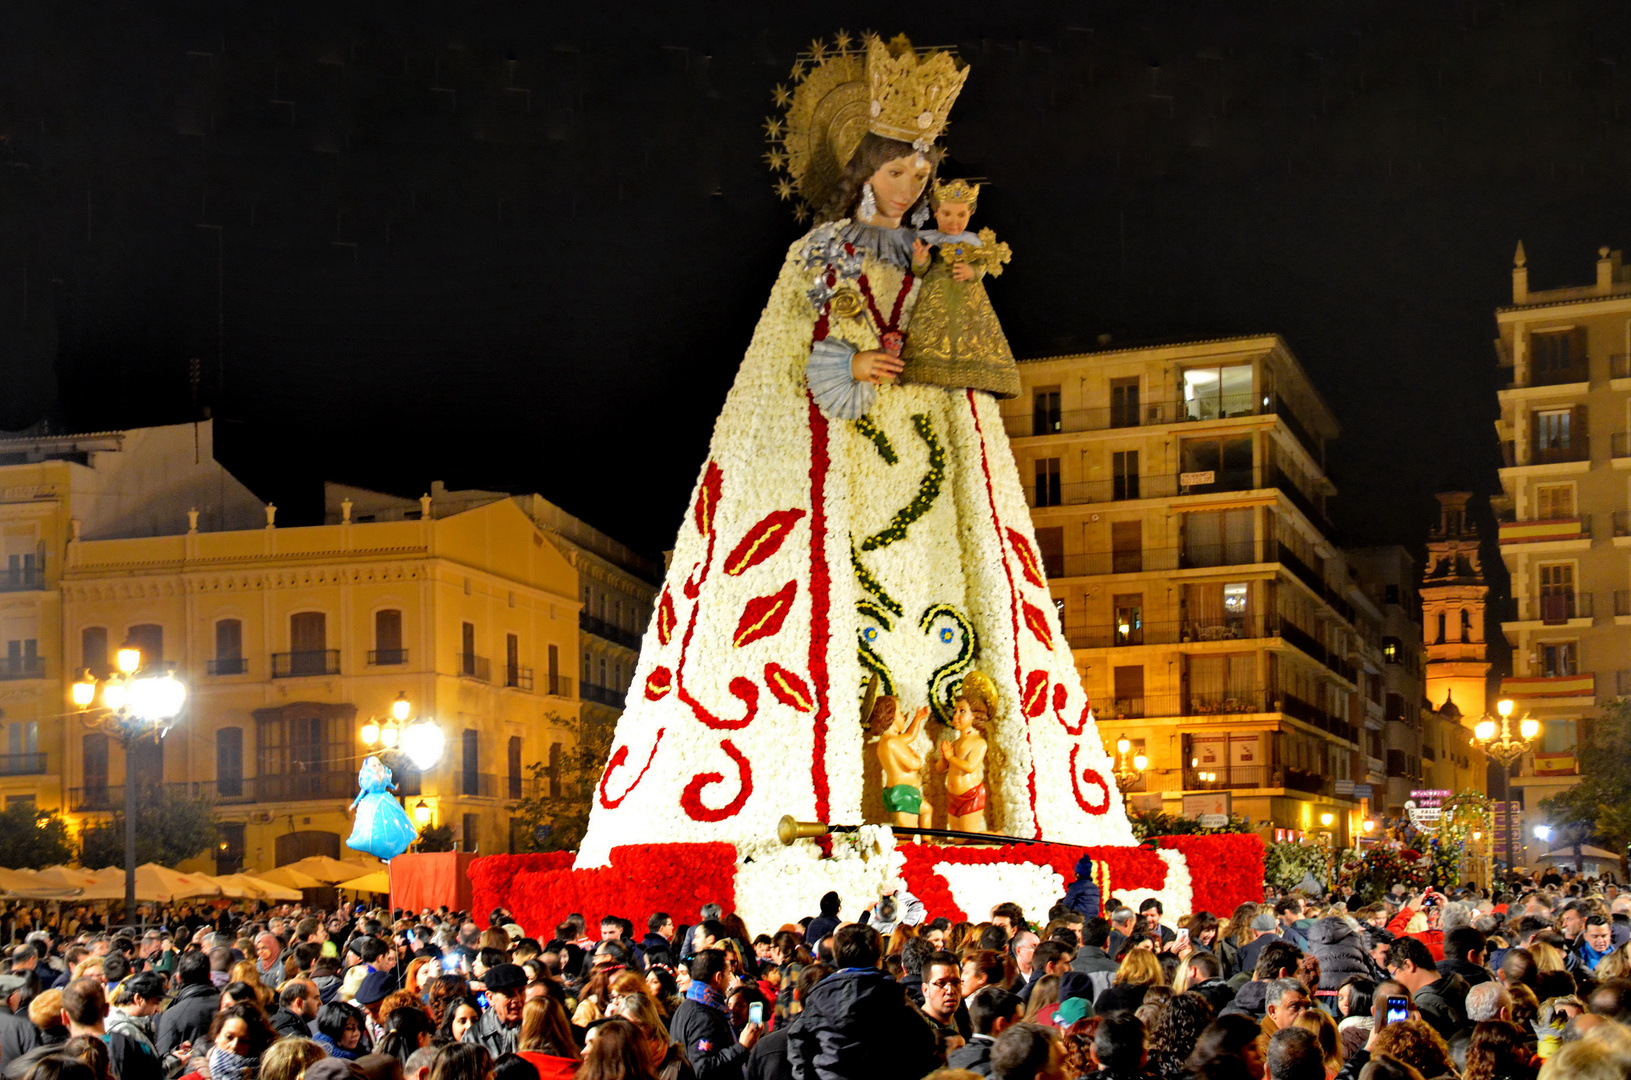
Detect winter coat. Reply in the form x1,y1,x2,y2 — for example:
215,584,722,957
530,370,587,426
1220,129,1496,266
947,1036,995,1077
1307,917,1375,992
1188,978,1236,1015
1435,956,1493,988
155,982,220,1058
1413,973,1470,1040
1219,979,1270,1020
672,995,747,1080
787,968,937,1080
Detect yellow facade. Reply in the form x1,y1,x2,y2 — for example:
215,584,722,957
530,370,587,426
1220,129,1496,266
1494,244,1631,859
58,496,582,872
1009,336,1374,841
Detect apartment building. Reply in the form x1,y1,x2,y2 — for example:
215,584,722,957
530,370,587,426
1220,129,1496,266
1494,243,1631,845
1345,547,1428,818
1008,335,1369,840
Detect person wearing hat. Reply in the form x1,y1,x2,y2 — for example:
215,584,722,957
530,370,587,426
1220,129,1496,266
1232,912,1285,981
352,971,394,1048
465,963,525,1057
0,973,38,1069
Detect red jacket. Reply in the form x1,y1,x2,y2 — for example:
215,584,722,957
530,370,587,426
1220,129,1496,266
1386,906,1445,961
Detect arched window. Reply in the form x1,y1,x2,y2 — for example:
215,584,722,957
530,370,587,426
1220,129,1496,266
212,619,244,675
81,627,109,677
373,609,404,665
1435,612,1446,644
1460,608,1472,643
126,623,163,665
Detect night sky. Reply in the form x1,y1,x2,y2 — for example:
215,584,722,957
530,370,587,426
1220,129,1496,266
3,0,1629,578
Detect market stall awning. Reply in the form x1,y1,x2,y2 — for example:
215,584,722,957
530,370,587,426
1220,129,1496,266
255,866,325,890
74,864,220,903
280,855,378,884
211,873,304,901
336,870,390,894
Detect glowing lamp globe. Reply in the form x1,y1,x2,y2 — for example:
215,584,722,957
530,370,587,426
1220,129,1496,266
391,693,411,723
1520,718,1540,741
116,646,142,675
1475,719,1496,742
128,671,186,722
402,721,445,771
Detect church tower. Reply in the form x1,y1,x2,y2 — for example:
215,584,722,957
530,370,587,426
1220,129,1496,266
1421,492,1490,721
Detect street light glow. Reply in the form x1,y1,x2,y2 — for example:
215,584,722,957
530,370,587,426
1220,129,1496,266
391,692,411,723
1520,717,1540,741
116,646,141,675
1474,719,1496,742
1498,698,1514,718
1534,825,1553,842
402,720,446,771
127,671,186,722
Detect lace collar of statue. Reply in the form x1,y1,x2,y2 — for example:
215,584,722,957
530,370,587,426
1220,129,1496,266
917,228,982,247
835,220,916,268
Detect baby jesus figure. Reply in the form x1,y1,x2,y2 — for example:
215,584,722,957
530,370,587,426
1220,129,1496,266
934,670,996,835
898,178,1018,399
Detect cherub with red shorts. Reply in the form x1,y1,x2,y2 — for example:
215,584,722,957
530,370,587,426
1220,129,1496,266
935,671,995,834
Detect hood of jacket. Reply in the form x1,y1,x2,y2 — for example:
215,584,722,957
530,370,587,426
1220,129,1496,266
1222,978,1268,1018
1308,916,1360,948
800,968,908,1030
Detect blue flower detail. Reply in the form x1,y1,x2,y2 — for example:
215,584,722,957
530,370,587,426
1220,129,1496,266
940,627,955,643
864,626,878,642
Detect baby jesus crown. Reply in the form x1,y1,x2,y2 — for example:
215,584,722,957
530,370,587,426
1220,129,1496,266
932,178,980,210
867,34,970,152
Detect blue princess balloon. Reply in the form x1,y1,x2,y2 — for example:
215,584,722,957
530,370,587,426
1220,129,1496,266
347,756,418,862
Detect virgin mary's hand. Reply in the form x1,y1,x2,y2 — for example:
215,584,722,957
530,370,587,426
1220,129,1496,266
852,350,904,386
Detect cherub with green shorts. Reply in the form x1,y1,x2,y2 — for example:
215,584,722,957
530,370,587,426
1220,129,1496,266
869,694,933,829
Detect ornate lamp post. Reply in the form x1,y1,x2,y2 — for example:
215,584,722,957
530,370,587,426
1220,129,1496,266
359,692,446,826
1319,811,1337,889
1111,734,1148,806
71,645,187,927
1474,698,1539,875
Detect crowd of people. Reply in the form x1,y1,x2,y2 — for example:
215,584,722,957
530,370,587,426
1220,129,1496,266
1,871,1631,1080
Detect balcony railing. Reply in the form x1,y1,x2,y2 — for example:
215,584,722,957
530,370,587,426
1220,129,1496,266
1614,353,1631,380
1617,590,1630,618
69,772,357,812
207,657,248,676
459,654,491,682
1042,543,1261,578
504,664,534,691
1028,469,1258,509
271,650,340,678
1280,693,1359,743
459,771,499,798
1061,616,1273,651
1617,511,1631,538
0,754,46,776
1005,393,1324,460
368,648,409,666
1530,436,1591,466
0,565,44,592
1180,764,1335,795
541,673,574,698
1503,592,1595,624
0,657,45,681
1614,432,1631,459
580,681,626,707
1276,618,1326,663
579,613,641,650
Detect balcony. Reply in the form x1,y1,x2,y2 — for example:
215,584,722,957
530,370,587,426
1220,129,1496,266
1042,543,1261,578
580,613,641,650
1498,515,1591,545
1061,616,1273,651
69,772,357,812
1005,394,1324,461
1028,469,1256,509
0,564,44,592
271,650,340,678
504,664,534,691
541,673,574,698
1614,353,1631,381
0,754,46,776
1617,511,1631,538
1273,543,1354,622
1276,618,1326,663
1527,437,1591,467
1180,764,1333,795
1280,693,1359,743
580,681,625,707
368,648,409,666
459,771,499,798
1618,590,1630,618
0,657,45,681
459,653,491,682
1615,432,1631,460
206,657,248,676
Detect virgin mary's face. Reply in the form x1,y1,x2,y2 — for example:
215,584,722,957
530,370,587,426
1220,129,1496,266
867,152,932,223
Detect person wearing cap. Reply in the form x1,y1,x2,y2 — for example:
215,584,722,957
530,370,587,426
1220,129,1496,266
0,972,39,1069
465,963,526,1057
1232,912,1284,980
352,971,394,1047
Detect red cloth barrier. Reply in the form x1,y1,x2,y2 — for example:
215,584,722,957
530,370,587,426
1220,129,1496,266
389,852,477,913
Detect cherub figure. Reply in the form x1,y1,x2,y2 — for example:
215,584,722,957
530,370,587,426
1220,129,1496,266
898,179,1018,399
934,670,996,834
869,694,934,829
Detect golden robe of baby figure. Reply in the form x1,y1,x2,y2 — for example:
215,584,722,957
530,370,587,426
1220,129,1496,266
898,179,1018,399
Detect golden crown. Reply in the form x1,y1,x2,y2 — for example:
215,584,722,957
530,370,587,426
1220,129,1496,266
931,178,980,210
765,31,969,219
867,34,969,152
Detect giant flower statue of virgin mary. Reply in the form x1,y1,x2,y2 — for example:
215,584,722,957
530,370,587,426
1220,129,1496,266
579,34,1136,877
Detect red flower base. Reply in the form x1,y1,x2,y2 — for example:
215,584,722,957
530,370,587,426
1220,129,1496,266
469,834,1264,930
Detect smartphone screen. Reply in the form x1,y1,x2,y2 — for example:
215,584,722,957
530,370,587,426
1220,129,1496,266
748,1002,764,1026
1386,996,1410,1024
1174,928,1190,949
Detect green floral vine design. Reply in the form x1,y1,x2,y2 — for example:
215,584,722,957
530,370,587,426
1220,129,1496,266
857,630,895,700
859,413,943,552
920,603,978,724
850,542,903,617
853,416,899,465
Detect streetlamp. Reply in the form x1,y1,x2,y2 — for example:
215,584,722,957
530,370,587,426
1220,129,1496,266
1318,811,1337,888
1474,698,1540,876
359,693,445,848
71,646,187,927
1112,734,1148,803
